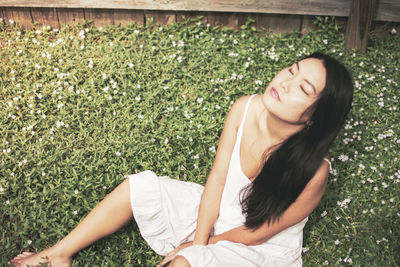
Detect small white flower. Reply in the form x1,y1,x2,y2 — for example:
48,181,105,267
164,138,169,145
321,210,327,217
128,63,134,68
116,152,121,156
197,98,203,104
73,210,78,215
323,260,329,265
334,239,340,245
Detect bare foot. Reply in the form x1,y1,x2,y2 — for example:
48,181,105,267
8,247,71,267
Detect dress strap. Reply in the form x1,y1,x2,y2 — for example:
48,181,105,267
238,94,257,132
323,158,332,171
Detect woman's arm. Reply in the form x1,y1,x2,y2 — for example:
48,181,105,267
208,160,330,246
192,96,250,245
157,97,251,266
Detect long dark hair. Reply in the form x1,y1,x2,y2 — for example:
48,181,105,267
240,52,354,230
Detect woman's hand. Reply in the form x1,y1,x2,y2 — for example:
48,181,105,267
157,241,193,267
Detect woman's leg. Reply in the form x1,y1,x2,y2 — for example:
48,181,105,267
9,178,133,267
169,256,191,267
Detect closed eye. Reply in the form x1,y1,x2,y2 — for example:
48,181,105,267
300,85,309,95
289,68,308,95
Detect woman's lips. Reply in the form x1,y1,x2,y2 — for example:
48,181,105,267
271,87,280,101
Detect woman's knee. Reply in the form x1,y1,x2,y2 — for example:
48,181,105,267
169,256,191,267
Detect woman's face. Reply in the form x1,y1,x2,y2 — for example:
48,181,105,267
262,58,326,124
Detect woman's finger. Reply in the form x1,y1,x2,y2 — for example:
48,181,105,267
157,251,176,267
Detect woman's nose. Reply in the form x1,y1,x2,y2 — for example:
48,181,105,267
282,81,289,92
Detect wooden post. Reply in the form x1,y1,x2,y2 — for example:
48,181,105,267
345,0,377,52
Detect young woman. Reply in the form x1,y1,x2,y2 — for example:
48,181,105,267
9,52,353,267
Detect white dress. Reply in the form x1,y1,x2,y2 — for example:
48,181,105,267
127,95,314,266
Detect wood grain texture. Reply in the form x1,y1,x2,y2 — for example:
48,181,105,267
31,7,59,28
0,0,350,16
207,12,240,29
0,0,398,22
176,11,207,24
85,8,114,27
301,15,318,34
2,7,32,28
114,9,144,26
57,8,84,26
254,13,301,34
146,10,176,25
345,0,377,52
376,0,400,21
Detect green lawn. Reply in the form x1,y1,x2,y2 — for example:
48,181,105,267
1,16,399,266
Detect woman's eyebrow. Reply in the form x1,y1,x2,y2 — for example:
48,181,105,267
297,62,317,94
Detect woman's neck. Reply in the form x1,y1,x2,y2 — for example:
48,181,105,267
261,110,305,143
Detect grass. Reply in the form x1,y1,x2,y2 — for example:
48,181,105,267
0,16,399,266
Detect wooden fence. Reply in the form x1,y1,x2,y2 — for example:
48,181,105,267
0,0,399,51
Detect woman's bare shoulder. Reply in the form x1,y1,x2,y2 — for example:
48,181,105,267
227,95,255,126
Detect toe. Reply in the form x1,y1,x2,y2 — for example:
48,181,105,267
22,252,35,256
8,252,35,265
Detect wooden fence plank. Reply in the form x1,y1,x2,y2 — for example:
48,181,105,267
372,21,400,39
301,15,318,34
207,12,240,30
84,8,114,27
57,8,84,26
145,11,176,25
0,0,351,17
31,7,59,28
2,7,32,29
0,0,399,22
376,0,400,22
176,11,207,25
113,9,144,26
254,13,301,34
